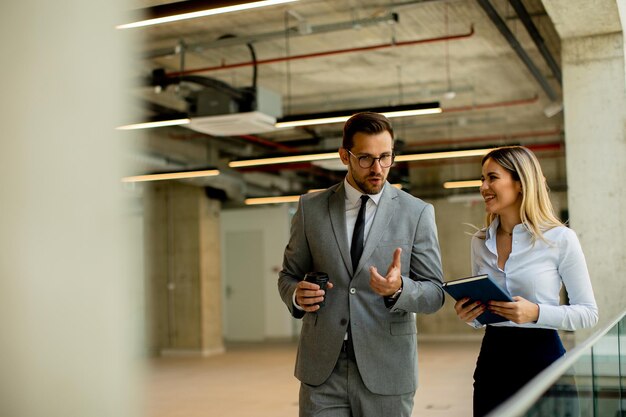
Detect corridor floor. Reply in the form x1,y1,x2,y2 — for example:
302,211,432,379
145,340,482,417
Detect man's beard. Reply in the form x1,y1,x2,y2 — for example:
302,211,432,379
353,173,385,194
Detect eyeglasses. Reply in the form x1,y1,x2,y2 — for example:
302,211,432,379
347,150,395,168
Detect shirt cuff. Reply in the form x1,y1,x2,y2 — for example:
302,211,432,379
466,319,485,329
383,279,403,308
535,303,558,327
383,295,398,308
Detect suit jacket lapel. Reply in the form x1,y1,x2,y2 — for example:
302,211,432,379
355,183,398,275
329,183,352,274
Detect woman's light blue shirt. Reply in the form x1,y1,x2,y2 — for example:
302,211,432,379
471,218,598,330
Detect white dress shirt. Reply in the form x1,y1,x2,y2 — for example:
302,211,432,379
471,217,598,330
343,178,383,250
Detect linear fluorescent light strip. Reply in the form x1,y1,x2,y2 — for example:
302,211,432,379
394,148,495,162
116,118,190,130
276,116,350,128
443,180,482,189
245,195,301,205
122,169,219,183
307,184,402,193
117,0,299,29
246,184,403,205
229,152,339,168
230,148,494,168
275,108,442,129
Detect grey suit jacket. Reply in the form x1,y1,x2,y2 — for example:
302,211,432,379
278,181,444,395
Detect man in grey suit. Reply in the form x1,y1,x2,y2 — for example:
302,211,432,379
278,112,444,417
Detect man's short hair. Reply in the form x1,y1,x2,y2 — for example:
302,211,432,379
342,112,395,150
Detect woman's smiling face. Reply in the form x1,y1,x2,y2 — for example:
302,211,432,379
480,157,522,217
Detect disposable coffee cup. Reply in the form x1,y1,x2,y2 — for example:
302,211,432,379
304,272,329,307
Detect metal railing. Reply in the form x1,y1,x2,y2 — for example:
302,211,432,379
488,309,626,417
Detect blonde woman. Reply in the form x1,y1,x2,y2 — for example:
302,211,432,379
454,146,598,416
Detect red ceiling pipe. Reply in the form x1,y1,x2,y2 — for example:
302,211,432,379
404,127,561,149
442,95,539,114
402,141,564,168
236,162,313,173
166,26,475,77
167,131,299,153
526,142,564,153
238,134,300,153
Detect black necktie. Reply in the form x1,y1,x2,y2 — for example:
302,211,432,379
351,195,369,272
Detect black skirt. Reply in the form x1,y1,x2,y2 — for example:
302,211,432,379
473,326,565,417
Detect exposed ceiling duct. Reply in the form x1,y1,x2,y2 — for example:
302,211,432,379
146,69,283,136
186,86,282,136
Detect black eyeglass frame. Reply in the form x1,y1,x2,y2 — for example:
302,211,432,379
347,150,395,168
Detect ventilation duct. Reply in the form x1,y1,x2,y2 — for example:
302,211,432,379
186,86,282,136
148,70,283,136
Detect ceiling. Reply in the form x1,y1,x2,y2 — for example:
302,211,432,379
123,0,566,205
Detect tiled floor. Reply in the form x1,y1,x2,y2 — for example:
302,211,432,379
146,341,479,417
145,340,482,417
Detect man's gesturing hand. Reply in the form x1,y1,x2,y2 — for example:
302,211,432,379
369,247,402,297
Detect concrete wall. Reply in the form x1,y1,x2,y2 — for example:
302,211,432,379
561,32,626,332
417,195,486,337
543,0,626,334
199,194,224,352
144,183,223,355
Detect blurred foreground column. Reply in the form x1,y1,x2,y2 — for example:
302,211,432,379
0,2,140,417
544,0,626,334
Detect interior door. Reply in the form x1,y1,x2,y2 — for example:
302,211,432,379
224,230,265,341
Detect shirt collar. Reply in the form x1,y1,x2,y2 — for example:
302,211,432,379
485,217,531,253
343,177,384,206
485,217,499,241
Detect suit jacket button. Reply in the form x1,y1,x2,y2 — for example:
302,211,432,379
340,318,347,325
350,288,356,294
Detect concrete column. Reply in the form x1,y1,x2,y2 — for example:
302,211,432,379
0,2,140,417
145,183,224,355
544,0,626,331
199,194,224,352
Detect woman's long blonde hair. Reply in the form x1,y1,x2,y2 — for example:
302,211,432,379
482,146,563,241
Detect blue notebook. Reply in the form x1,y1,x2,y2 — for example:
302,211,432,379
443,274,514,325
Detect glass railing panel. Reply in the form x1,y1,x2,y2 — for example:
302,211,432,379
519,344,592,417
592,322,622,416
575,345,595,417
619,315,625,416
